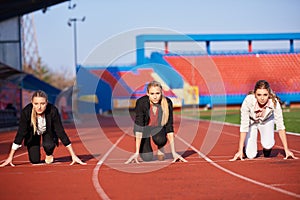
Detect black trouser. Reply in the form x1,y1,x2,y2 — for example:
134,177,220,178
26,133,56,164
139,126,167,161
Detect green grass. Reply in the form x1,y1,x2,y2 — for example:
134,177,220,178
176,108,300,133
282,108,300,133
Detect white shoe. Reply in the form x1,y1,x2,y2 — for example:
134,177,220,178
45,155,54,164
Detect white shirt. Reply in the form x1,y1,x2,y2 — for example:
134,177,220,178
36,115,46,135
240,94,285,133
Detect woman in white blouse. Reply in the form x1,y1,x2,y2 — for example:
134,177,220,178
230,80,297,161
0,90,86,166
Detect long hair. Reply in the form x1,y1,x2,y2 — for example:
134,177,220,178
249,80,280,108
31,90,48,134
147,81,169,126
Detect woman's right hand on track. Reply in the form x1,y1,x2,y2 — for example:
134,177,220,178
229,151,244,161
125,152,140,164
284,149,298,160
0,156,15,167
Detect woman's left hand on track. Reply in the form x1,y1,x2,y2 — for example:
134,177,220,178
172,152,187,163
70,155,87,165
124,152,140,164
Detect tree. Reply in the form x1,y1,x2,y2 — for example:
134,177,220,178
23,57,75,90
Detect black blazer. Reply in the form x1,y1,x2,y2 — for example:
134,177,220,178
13,103,71,147
133,95,174,134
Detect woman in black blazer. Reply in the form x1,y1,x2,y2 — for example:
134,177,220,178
125,81,187,163
0,90,86,166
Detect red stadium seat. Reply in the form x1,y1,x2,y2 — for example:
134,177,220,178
164,53,300,95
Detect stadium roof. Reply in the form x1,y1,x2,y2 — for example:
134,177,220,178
0,62,24,80
0,62,60,101
0,0,68,21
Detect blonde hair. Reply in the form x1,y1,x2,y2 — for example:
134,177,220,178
147,81,169,126
31,90,48,134
249,80,280,108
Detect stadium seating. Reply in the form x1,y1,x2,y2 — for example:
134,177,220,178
84,53,300,108
164,53,300,95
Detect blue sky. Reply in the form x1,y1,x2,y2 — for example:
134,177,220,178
33,0,300,76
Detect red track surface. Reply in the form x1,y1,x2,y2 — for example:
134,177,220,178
0,115,299,200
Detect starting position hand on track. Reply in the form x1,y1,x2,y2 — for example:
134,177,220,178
0,155,87,167
229,150,298,161
124,153,140,164
125,152,188,164
0,156,15,167
0,150,16,167
70,155,87,165
172,152,188,163
284,149,298,160
229,151,244,161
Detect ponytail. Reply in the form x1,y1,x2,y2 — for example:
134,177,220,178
160,96,169,126
31,107,37,134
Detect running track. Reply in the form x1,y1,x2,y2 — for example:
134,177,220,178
0,115,299,200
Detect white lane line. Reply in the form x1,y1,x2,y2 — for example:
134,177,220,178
182,117,300,152
89,117,299,199
187,117,300,154
197,118,300,136
176,135,300,199
0,140,13,144
92,134,125,200
222,130,300,154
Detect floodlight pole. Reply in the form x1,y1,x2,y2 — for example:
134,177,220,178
68,17,85,122
68,16,85,73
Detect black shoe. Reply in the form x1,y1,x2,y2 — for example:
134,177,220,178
263,148,272,157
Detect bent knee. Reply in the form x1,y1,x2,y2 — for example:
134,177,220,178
261,143,274,150
140,152,153,162
29,157,41,164
245,151,257,159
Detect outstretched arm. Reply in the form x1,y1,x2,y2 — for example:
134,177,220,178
0,149,16,167
230,132,247,161
167,132,187,163
278,130,298,159
2,107,30,167
66,144,87,165
0,144,19,167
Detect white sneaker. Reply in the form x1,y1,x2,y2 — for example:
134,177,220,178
45,155,54,164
